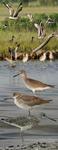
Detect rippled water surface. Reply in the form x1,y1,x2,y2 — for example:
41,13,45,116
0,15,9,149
0,60,58,147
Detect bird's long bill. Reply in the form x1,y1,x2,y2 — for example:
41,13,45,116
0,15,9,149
13,73,20,78
47,116,56,122
3,97,13,101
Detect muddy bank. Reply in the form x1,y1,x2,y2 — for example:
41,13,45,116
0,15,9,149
0,140,58,150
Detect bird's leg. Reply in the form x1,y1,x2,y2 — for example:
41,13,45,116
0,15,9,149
28,109,31,117
20,131,24,146
33,91,37,97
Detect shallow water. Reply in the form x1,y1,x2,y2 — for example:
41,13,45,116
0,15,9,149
0,60,58,147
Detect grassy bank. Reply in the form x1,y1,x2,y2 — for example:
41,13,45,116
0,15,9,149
0,5,58,57
0,4,58,21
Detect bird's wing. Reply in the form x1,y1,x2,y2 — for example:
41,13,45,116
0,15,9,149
17,94,51,106
13,5,22,17
3,2,9,9
26,78,54,88
3,2,14,16
17,2,22,9
34,23,39,29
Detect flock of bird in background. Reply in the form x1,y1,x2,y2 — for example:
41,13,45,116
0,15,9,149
2,1,56,65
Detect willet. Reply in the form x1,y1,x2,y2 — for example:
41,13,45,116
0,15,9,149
49,51,54,60
3,2,22,20
13,70,54,93
13,92,52,116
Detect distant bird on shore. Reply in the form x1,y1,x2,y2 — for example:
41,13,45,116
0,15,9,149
13,70,54,93
49,51,54,61
13,92,52,116
14,43,20,60
3,2,22,20
39,52,47,62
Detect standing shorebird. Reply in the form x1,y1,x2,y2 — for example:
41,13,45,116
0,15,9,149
39,52,47,62
22,53,29,63
49,51,54,61
13,70,54,93
13,92,52,116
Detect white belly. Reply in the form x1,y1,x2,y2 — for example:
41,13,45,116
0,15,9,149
25,83,50,92
14,97,30,110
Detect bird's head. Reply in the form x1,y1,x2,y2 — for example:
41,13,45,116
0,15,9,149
13,70,27,79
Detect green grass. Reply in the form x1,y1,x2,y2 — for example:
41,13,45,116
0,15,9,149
0,4,58,21
0,29,58,56
0,5,58,56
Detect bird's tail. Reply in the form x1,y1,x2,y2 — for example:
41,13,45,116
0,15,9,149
48,99,52,103
49,84,55,88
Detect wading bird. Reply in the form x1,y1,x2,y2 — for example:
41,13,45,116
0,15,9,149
13,70,54,94
13,92,52,116
22,53,29,63
39,52,47,62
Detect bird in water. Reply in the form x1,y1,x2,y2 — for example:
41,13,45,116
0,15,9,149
13,70,54,94
3,2,22,20
13,92,52,116
49,51,54,61
39,52,47,62
22,53,29,63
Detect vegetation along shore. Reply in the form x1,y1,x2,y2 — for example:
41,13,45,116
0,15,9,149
0,1,58,60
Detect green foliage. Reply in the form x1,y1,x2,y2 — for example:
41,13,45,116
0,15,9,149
0,0,58,6
1,13,58,32
0,12,58,56
33,13,47,24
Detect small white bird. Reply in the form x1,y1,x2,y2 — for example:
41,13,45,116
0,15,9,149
23,53,29,63
13,70,54,94
39,52,46,62
49,51,54,60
